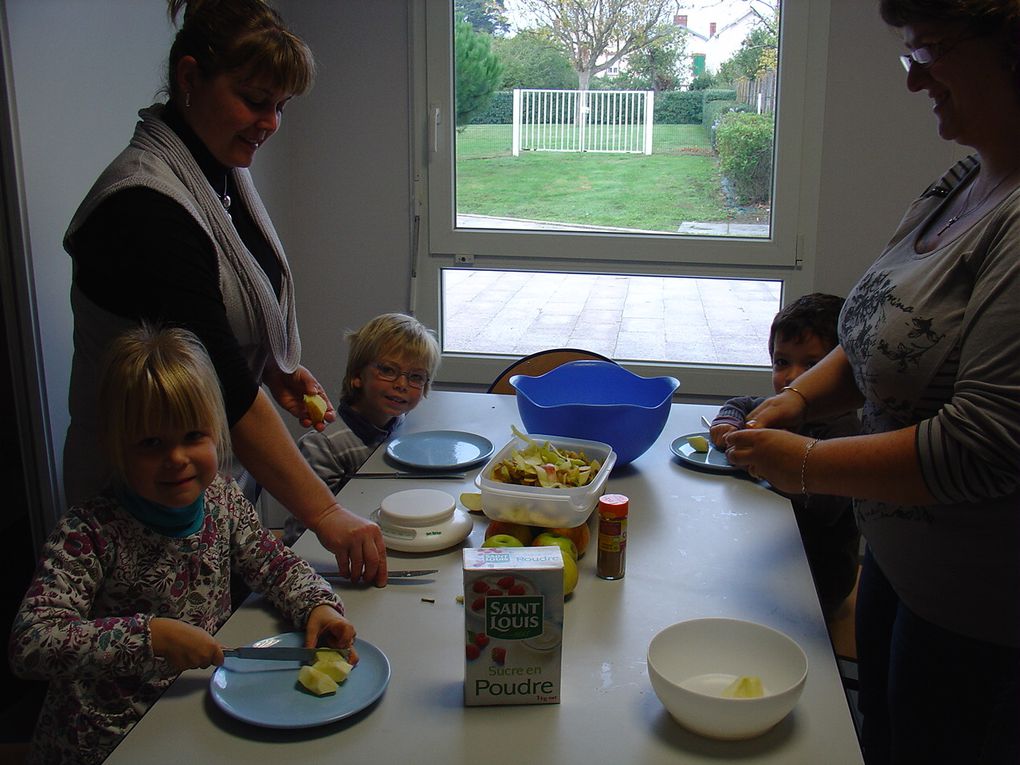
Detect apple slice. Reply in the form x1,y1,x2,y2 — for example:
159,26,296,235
721,674,764,698
686,435,709,453
313,657,353,683
459,492,483,512
304,393,328,424
315,648,347,664
298,664,338,696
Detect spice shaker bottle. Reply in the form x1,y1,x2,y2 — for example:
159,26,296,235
596,493,628,580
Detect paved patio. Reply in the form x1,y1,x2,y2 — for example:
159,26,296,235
442,269,780,366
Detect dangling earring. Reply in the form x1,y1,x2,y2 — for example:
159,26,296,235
185,91,191,108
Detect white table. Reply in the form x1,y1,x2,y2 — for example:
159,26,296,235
107,391,863,764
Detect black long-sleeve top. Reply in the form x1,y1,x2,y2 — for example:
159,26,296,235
69,104,282,426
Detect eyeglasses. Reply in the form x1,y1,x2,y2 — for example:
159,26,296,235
371,362,429,389
899,31,976,72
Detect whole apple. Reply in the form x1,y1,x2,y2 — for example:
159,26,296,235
548,524,590,557
532,532,578,561
561,550,579,596
484,520,535,545
481,533,524,549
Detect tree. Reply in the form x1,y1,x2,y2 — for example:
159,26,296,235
621,22,687,91
493,30,578,89
515,0,681,90
455,19,504,127
455,0,511,36
717,1,778,82
717,25,776,82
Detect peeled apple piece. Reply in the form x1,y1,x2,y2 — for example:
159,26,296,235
459,492,483,512
721,675,764,698
686,435,709,453
313,658,353,683
304,394,328,424
298,664,338,696
315,648,346,664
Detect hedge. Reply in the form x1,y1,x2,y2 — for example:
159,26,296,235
468,88,742,126
703,99,750,142
469,90,513,124
653,90,702,124
714,111,773,204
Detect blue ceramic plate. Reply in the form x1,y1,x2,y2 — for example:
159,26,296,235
670,432,740,474
386,430,494,470
209,633,390,729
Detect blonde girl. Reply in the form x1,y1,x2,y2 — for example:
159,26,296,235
10,325,356,765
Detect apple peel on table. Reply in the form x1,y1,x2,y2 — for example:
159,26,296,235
303,393,329,424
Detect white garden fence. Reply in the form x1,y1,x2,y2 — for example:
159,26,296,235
512,88,654,156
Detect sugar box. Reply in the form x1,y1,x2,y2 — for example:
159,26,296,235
463,546,564,706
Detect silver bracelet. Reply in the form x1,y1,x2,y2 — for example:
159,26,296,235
800,438,819,496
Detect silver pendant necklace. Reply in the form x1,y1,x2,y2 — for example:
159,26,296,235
217,173,231,216
937,170,1013,236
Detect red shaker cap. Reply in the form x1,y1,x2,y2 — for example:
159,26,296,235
598,493,629,518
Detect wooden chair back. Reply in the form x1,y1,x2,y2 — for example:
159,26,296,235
486,348,616,395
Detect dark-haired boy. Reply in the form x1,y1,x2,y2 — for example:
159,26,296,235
710,293,860,618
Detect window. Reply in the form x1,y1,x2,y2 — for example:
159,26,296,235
413,1,825,395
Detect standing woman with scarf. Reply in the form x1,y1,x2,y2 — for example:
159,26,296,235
63,0,388,585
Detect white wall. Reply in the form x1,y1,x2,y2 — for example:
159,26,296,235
3,0,172,528
3,0,961,532
265,0,413,408
814,1,965,294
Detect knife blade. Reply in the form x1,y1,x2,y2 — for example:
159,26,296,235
223,646,322,662
350,472,467,479
318,569,439,580
387,569,439,578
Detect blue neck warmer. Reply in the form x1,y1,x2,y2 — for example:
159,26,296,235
117,488,205,538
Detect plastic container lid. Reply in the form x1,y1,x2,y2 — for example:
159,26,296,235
379,489,456,527
598,493,629,518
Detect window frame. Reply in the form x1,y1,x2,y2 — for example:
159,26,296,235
410,1,828,395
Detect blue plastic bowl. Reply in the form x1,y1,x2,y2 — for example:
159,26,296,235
510,361,680,466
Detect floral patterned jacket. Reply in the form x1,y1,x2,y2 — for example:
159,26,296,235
8,474,343,765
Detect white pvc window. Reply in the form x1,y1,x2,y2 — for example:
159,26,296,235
412,1,826,394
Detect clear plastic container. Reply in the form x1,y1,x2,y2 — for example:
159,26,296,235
476,433,616,528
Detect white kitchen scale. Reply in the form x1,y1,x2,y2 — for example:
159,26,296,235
370,488,473,553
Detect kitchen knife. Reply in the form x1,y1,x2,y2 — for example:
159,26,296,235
222,646,345,662
316,569,439,581
349,472,467,479
387,569,439,578
319,569,439,580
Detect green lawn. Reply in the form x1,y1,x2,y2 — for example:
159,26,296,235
455,124,735,231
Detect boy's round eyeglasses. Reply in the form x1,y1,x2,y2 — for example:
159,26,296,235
899,31,975,72
372,362,429,389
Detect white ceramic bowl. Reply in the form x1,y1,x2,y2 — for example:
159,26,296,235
647,618,808,740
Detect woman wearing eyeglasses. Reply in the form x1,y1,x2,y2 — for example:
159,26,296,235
722,1,1020,762
63,1,389,585
286,314,441,545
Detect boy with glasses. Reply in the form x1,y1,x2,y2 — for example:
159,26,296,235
284,313,441,544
